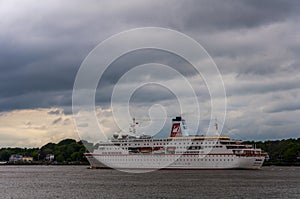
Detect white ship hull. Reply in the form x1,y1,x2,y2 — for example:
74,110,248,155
86,154,265,170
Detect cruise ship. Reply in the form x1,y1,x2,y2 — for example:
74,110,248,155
85,117,266,170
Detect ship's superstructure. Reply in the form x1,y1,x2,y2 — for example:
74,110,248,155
85,117,266,170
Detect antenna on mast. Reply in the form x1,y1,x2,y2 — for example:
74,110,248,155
215,118,218,133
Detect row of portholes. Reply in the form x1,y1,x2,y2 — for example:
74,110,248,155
101,158,235,162
120,141,219,146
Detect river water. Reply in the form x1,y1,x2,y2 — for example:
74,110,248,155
0,166,299,198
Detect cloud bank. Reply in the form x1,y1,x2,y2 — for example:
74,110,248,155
0,0,300,146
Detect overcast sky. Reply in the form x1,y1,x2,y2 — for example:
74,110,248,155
0,0,300,147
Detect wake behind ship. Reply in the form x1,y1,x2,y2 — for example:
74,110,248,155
85,117,267,170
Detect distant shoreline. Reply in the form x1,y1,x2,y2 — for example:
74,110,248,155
1,138,300,166
0,161,89,166
0,163,299,167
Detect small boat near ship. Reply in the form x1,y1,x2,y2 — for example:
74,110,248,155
0,161,7,165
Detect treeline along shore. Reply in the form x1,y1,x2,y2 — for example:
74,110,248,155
245,138,300,166
0,138,299,166
0,139,93,165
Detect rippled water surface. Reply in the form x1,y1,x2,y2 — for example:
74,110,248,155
0,166,299,198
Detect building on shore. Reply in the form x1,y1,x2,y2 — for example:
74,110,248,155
45,154,55,162
9,154,23,163
22,156,33,162
9,154,33,163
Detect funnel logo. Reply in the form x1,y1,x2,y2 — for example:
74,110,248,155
170,123,181,137
172,124,180,133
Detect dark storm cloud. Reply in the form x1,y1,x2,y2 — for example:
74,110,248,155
1,0,299,110
0,35,90,98
1,0,300,140
98,49,198,87
0,90,72,111
129,83,178,103
95,49,203,105
181,0,300,31
266,104,300,113
227,75,300,97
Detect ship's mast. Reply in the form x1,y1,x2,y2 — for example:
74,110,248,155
129,118,138,135
215,118,219,134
